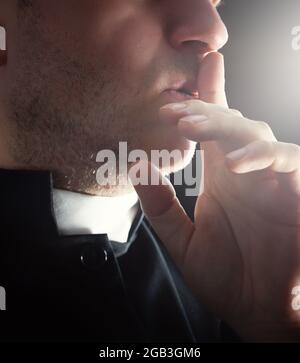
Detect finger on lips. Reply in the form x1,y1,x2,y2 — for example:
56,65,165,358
159,52,298,187
197,52,228,107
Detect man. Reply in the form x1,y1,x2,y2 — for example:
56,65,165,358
0,0,299,342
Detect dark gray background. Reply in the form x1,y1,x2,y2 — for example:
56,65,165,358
220,0,300,144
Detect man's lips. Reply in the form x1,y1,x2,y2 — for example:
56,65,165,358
161,89,199,103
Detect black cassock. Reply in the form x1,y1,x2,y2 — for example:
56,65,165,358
0,169,236,342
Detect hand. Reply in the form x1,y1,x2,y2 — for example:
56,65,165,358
130,52,300,342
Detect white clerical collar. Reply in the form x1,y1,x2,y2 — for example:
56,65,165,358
52,189,139,243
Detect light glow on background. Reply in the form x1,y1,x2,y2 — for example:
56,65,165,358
220,0,300,144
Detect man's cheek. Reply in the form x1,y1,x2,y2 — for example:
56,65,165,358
103,29,161,80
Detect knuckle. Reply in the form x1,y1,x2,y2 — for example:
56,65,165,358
229,108,243,117
254,120,273,136
290,143,300,159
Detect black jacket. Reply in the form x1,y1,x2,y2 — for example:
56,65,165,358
0,168,221,342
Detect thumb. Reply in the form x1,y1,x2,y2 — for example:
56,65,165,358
129,161,194,267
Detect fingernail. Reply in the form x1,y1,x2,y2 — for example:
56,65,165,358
179,115,208,124
160,103,188,112
226,148,248,161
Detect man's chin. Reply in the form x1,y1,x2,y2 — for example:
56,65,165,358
52,137,197,197
149,139,197,176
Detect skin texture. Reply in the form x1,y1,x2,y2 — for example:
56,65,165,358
0,0,226,195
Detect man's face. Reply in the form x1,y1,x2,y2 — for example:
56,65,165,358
1,0,227,195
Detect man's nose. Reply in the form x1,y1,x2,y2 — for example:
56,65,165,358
165,0,228,53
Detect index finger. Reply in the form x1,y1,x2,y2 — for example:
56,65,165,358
197,52,228,108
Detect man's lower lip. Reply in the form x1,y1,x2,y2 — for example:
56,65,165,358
161,89,198,103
